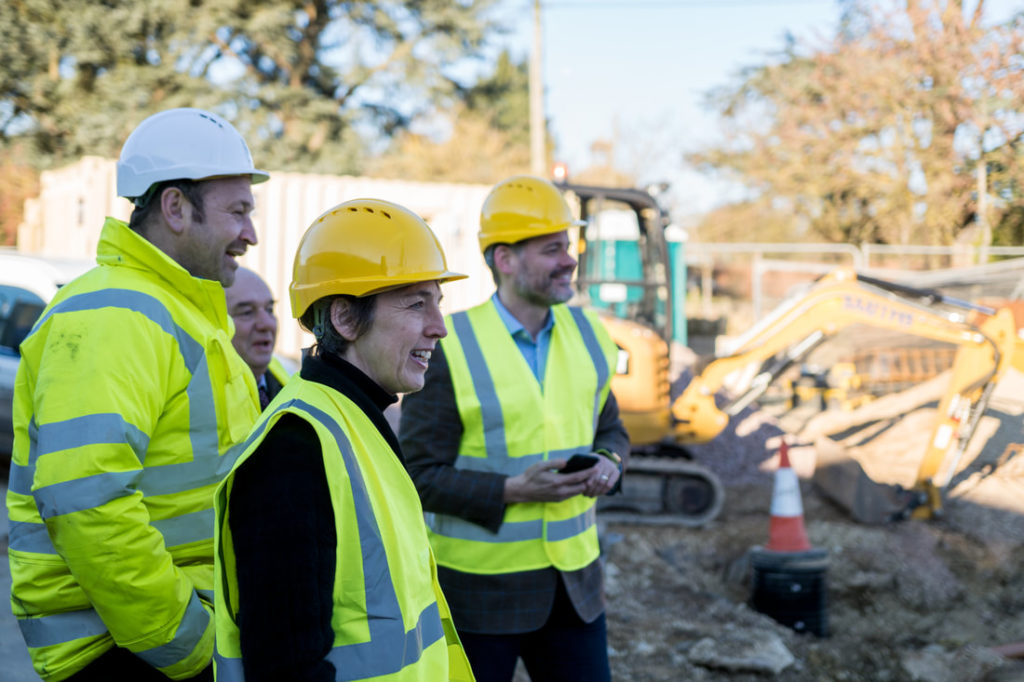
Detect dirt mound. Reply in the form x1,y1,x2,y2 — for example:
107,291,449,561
604,482,1024,680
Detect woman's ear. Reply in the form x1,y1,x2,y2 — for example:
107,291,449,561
330,298,359,341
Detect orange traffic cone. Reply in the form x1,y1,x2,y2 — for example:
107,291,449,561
765,441,812,553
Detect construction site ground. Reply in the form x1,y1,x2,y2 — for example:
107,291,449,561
594,338,1024,681
4,345,1024,681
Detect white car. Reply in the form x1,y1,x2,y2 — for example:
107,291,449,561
0,253,92,467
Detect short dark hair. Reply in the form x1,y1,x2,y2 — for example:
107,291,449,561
300,294,376,357
128,179,207,233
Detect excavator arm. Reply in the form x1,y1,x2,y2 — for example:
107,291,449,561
674,267,995,442
909,307,1018,518
672,266,1019,520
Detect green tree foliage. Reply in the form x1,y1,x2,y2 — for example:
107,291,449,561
459,50,530,147
688,0,1024,246
0,0,500,173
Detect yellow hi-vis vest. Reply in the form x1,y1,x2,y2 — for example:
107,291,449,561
6,218,259,681
214,375,474,682
427,302,617,575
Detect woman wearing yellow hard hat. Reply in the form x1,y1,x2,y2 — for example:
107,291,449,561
213,199,475,682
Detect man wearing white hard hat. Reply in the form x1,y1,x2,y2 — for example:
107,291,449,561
6,108,268,681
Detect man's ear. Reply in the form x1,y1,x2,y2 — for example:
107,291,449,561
329,298,359,342
493,244,518,277
161,187,191,235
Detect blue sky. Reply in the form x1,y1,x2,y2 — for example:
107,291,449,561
491,0,1023,217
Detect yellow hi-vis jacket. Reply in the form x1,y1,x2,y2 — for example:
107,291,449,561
5,217,260,681
426,302,617,575
266,355,292,388
213,376,474,682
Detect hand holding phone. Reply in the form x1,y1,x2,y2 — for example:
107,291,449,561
558,453,599,474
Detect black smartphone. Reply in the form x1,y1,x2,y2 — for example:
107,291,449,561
558,453,599,474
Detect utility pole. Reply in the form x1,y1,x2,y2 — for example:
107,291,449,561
529,0,546,176
977,159,990,264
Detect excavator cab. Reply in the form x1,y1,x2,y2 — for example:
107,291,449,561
556,181,725,526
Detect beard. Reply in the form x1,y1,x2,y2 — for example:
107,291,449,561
514,266,575,307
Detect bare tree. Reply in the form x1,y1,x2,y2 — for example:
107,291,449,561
689,0,1024,246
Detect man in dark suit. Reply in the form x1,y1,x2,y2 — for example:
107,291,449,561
399,175,629,682
225,267,288,408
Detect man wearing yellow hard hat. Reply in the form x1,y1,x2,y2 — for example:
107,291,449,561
213,199,475,681
400,176,629,681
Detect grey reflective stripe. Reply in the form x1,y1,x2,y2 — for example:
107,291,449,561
11,511,216,554
8,520,56,554
431,444,593,545
325,601,443,676
18,608,107,648
185,353,220,466
7,419,40,496
218,398,445,681
34,470,142,520
215,652,243,681
31,289,204,369
454,446,583,474
136,592,210,669
568,307,610,429
454,451,544,473
196,589,214,603
427,506,594,544
139,437,250,498
451,311,507,459
152,508,215,547
7,460,33,496
33,413,150,464
548,506,597,542
429,514,543,542
139,459,227,497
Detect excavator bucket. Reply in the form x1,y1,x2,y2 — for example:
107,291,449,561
812,437,920,524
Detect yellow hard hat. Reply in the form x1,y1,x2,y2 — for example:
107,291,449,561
289,199,467,318
478,175,584,253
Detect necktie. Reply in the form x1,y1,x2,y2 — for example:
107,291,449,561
258,380,270,410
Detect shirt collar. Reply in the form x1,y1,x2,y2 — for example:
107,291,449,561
491,293,554,340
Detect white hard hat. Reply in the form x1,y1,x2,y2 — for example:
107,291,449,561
116,107,270,201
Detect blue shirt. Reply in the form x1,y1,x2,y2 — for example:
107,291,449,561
492,294,554,382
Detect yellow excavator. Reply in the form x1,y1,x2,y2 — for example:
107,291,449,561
672,266,1022,523
560,181,1022,525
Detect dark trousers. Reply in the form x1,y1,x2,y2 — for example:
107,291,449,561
458,578,612,682
66,646,213,682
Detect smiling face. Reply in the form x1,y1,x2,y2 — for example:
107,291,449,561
507,230,577,307
178,176,257,286
225,268,278,377
338,281,448,395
